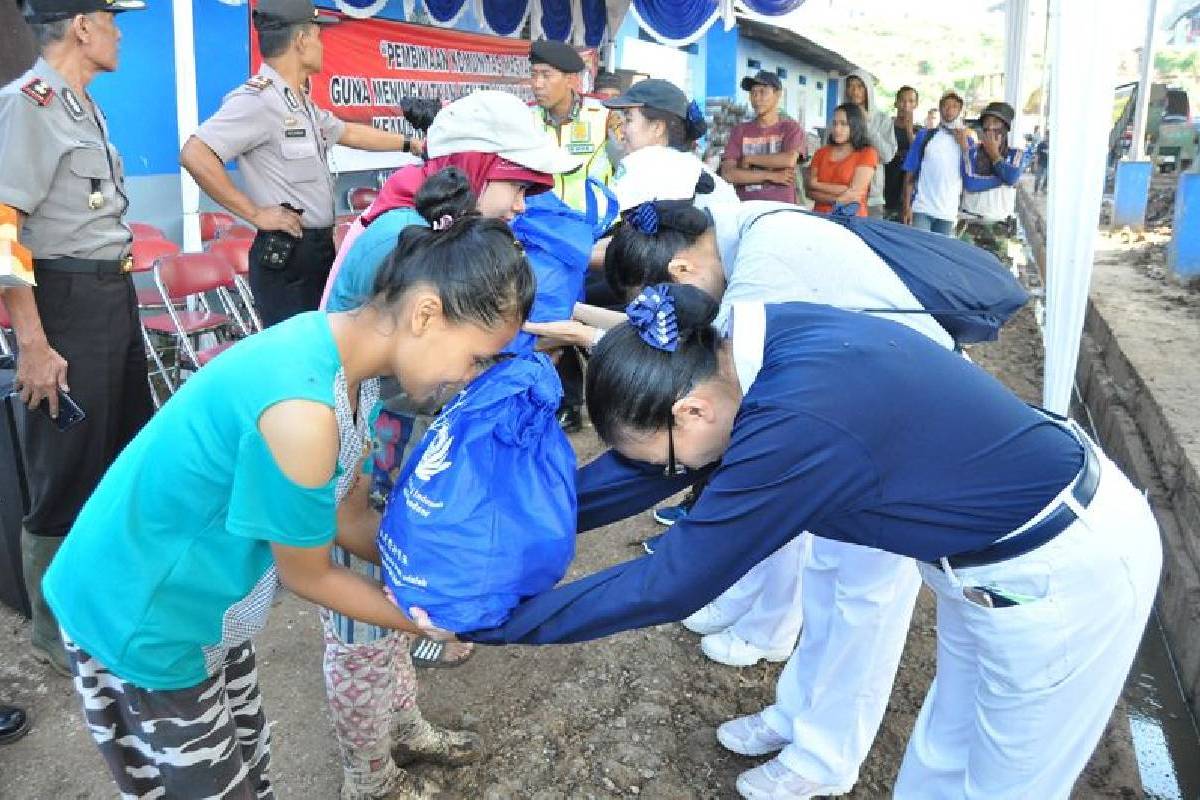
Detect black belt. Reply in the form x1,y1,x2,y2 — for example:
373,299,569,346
35,255,132,275
934,432,1101,570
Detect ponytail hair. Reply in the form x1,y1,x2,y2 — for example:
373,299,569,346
604,200,713,299
370,167,533,327
586,284,722,444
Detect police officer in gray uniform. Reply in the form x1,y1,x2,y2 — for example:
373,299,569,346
0,0,151,675
180,0,422,327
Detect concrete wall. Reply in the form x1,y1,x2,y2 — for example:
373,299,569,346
1018,185,1200,719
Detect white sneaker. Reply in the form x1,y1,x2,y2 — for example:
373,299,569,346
681,603,739,635
700,630,792,667
716,713,789,756
735,758,853,800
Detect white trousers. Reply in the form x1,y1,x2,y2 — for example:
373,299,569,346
709,533,809,652
759,538,922,786
894,452,1161,799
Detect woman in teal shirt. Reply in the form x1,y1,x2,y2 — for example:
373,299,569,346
42,208,533,800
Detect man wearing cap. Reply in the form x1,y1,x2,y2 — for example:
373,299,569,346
0,0,152,676
527,40,611,433
958,101,1028,260
528,39,612,213
721,71,805,204
901,89,968,235
180,0,421,328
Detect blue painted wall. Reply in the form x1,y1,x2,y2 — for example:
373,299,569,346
705,23,738,99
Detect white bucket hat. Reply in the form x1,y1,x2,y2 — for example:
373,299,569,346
426,90,581,177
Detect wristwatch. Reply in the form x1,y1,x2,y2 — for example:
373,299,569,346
402,137,411,154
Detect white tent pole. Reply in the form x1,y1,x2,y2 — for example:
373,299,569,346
1130,0,1161,161
173,0,202,252
1041,0,1122,415
1003,0,1029,141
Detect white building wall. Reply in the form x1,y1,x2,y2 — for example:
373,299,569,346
734,37,837,132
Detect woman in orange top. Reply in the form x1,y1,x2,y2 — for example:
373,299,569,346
806,103,879,217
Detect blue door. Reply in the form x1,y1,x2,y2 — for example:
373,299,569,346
825,77,840,132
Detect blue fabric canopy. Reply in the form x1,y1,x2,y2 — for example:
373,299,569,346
630,0,719,46
580,0,607,46
479,0,529,35
742,0,805,15
423,0,470,22
535,0,573,40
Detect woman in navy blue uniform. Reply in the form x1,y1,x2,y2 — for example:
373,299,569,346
455,285,1161,800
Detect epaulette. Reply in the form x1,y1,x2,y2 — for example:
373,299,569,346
20,78,53,108
244,75,272,92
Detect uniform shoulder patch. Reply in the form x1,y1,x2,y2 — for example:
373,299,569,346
20,78,53,108
244,75,272,92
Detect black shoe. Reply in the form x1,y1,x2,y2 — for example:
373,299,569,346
557,405,583,434
0,705,30,745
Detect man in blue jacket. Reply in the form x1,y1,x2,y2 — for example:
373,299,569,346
958,101,1029,261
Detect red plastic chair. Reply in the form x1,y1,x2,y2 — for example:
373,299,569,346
347,186,379,212
126,238,184,405
208,238,260,332
221,225,257,241
334,221,352,252
131,238,182,309
142,253,246,380
199,211,237,243
129,222,167,241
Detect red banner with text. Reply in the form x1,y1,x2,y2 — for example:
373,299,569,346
251,13,540,136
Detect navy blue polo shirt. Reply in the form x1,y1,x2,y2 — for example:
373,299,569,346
467,302,1082,645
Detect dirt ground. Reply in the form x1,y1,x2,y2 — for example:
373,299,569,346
0,301,1148,799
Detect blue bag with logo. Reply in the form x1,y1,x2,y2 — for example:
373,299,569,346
377,352,577,633
507,180,619,354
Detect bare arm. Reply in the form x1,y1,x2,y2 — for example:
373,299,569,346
901,171,915,225
273,541,421,634
588,237,609,271
4,209,68,416
338,122,424,156
180,136,302,237
741,150,802,170
573,303,626,329
258,400,417,634
334,458,382,564
720,160,773,186
835,164,875,203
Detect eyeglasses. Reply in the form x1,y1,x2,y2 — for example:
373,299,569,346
664,419,687,477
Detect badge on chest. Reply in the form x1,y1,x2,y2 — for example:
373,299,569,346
567,120,594,155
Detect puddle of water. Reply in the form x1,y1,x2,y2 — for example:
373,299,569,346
1126,612,1200,800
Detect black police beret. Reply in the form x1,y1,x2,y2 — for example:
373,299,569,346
530,40,585,74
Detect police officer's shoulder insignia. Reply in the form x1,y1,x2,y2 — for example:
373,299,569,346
60,88,86,120
20,78,53,108
244,75,272,92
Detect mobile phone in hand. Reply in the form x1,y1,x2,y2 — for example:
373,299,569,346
13,389,86,432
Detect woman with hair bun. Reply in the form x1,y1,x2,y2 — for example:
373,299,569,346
43,211,535,800
459,283,1161,800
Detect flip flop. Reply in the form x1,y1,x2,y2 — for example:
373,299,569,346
409,638,474,669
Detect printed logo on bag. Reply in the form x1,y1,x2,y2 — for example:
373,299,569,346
413,423,452,482
412,393,466,482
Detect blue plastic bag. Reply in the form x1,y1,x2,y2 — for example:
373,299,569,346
507,180,618,354
377,353,578,632
746,205,1028,345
